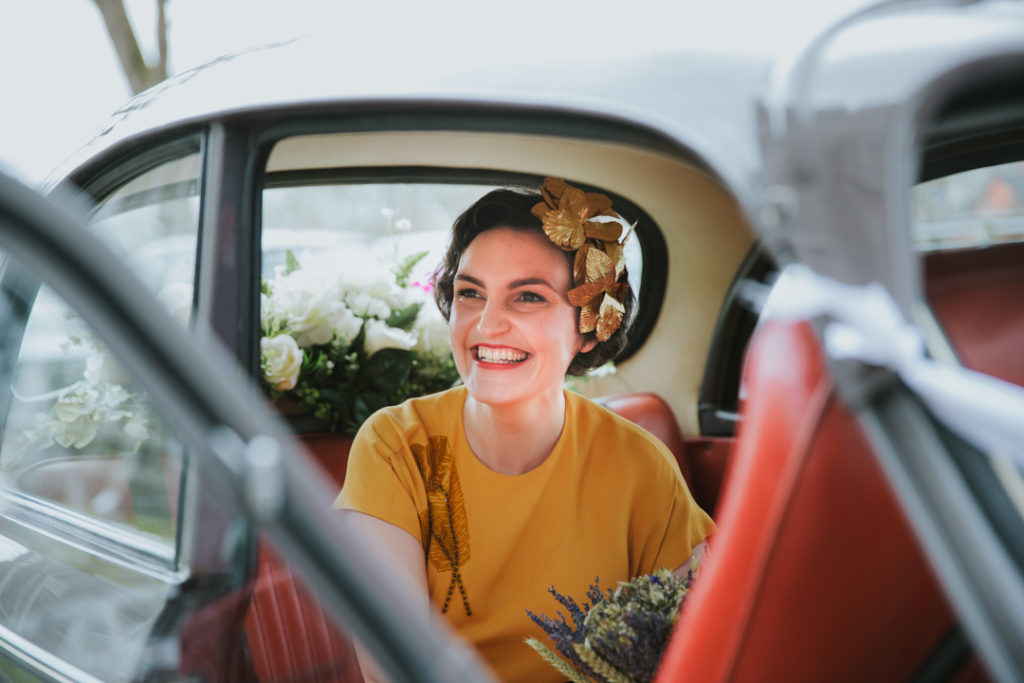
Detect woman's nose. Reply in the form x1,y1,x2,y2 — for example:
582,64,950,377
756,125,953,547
476,300,510,335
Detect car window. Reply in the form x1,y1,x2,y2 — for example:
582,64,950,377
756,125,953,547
88,151,201,324
260,179,644,432
0,274,184,545
913,160,1024,251
0,260,179,682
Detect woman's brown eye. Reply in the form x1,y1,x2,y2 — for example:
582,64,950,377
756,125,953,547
518,292,545,303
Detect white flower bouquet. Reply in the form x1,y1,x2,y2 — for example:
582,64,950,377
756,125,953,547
260,250,459,435
13,332,153,466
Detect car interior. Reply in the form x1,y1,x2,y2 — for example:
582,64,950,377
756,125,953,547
238,87,1022,681
241,128,755,681
1,35,1022,683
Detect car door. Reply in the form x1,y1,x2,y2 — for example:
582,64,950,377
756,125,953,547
0,170,490,682
749,4,1024,680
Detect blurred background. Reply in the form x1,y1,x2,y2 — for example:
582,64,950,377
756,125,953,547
0,0,871,186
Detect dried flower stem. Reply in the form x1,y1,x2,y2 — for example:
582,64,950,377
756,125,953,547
574,642,635,683
526,638,590,683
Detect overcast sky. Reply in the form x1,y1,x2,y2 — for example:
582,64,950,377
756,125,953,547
0,0,864,185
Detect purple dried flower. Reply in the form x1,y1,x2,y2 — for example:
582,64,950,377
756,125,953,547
527,568,696,682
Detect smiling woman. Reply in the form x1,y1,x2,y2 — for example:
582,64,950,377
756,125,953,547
335,180,714,682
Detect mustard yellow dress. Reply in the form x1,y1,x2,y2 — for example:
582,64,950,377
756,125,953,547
336,386,714,682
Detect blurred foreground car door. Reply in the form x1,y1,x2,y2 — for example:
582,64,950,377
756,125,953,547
0,170,491,683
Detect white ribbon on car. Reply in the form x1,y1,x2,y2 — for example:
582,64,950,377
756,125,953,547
758,263,1024,468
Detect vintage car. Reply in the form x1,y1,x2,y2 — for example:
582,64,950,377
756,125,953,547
1,0,1023,680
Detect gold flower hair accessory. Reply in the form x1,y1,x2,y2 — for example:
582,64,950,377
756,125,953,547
531,177,633,342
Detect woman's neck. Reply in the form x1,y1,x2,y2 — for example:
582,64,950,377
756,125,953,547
462,387,567,475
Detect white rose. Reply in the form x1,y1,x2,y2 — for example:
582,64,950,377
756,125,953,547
413,305,452,358
363,319,417,357
261,334,303,391
157,282,194,326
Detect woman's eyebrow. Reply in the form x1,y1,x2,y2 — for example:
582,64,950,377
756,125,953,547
455,274,556,290
510,277,556,289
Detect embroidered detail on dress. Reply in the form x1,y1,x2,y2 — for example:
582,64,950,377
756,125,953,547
411,435,472,616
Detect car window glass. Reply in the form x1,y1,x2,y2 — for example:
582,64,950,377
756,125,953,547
0,275,184,546
88,152,200,324
259,180,643,430
913,160,1024,251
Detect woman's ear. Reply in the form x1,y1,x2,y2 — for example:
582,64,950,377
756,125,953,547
580,338,598,354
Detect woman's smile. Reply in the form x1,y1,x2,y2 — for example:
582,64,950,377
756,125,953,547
473,344,530,366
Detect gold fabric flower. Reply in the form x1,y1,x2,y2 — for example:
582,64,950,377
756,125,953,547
531,178,621,250
567,245,627,342
532,177,630,342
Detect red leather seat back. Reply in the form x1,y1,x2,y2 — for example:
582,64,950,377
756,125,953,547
600,392,731,514
656,320,977,682
925,242,1024,386
245,541,363,683
244,434,363,683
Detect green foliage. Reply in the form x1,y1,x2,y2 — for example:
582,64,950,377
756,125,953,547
394,250,429,287
285,249,302,275
386,302,423,331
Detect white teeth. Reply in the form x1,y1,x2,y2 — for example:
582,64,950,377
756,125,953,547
476,346,527,363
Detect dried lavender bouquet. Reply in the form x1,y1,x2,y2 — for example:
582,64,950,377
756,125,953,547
525,565,695,683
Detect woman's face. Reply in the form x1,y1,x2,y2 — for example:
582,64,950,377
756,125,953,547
449,227,595,409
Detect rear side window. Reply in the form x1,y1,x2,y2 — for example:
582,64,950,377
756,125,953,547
88,149,201,324
913,160,1024,251
0,279,184,542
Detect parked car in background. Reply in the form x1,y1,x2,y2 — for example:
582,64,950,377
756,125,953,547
1,1,1023,680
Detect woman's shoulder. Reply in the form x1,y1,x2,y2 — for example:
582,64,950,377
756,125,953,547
566,391,672,454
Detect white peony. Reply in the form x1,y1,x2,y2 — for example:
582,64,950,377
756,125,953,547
344,290,391,320
266,269,351,346
52,417,98,449
363,319,418,357
261,334,303,391
333,305,364,345
53,384,101,423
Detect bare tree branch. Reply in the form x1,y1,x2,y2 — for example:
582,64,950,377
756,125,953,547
92,0,169,94
156,0,168,78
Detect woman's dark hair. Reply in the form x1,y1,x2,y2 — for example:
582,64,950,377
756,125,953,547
433,187,635,376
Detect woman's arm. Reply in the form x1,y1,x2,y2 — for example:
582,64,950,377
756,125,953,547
673,539,709,580
345,511,430,683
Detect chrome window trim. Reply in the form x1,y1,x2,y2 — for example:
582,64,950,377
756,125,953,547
0,490,185,584
0,621,105,683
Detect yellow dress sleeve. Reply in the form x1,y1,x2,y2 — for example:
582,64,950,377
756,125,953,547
333,411,426,545
630,439,716,574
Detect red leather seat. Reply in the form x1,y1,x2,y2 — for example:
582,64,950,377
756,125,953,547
600,392,732,515
925,242,1024,387
245,434,363,683
656,320,982,682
